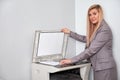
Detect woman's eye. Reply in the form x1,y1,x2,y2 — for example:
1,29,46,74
89,14,91,16
93,12,96,15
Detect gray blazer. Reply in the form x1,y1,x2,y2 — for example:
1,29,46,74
70,19,116,71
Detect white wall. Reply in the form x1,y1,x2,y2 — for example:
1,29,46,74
0,0,75,80
75,0,120,80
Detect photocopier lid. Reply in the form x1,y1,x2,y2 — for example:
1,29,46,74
32,30,68,62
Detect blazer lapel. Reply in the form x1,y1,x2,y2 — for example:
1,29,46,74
91,19,105,42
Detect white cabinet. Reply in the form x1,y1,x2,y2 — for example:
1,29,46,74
32,63,91,80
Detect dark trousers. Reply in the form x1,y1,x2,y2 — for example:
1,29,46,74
50,68,82,80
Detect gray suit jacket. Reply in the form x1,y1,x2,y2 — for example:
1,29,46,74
70,19,116,71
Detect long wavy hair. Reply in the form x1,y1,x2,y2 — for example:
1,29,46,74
86,4,104,47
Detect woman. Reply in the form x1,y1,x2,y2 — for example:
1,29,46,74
60,4,117,80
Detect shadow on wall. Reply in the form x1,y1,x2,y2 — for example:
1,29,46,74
0,75,6,80
0,66,6,80
0,77,6,80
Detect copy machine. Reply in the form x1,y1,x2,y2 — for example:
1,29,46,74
32,30,91,80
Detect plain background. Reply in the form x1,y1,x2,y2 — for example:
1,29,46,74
0,0,75,80
0,0,120,80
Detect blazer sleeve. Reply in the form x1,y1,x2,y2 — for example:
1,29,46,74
71,27,112,63
70,31,86,43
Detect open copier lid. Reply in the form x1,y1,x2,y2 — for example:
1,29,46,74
32,30,68,62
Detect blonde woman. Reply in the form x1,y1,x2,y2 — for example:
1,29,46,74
60,4,117,80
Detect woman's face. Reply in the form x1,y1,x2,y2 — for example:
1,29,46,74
89,8,99,25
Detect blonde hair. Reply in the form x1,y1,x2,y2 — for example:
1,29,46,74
86,4,104,47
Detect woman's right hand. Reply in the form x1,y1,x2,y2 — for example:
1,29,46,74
59,59,72,65
61,28,70,34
